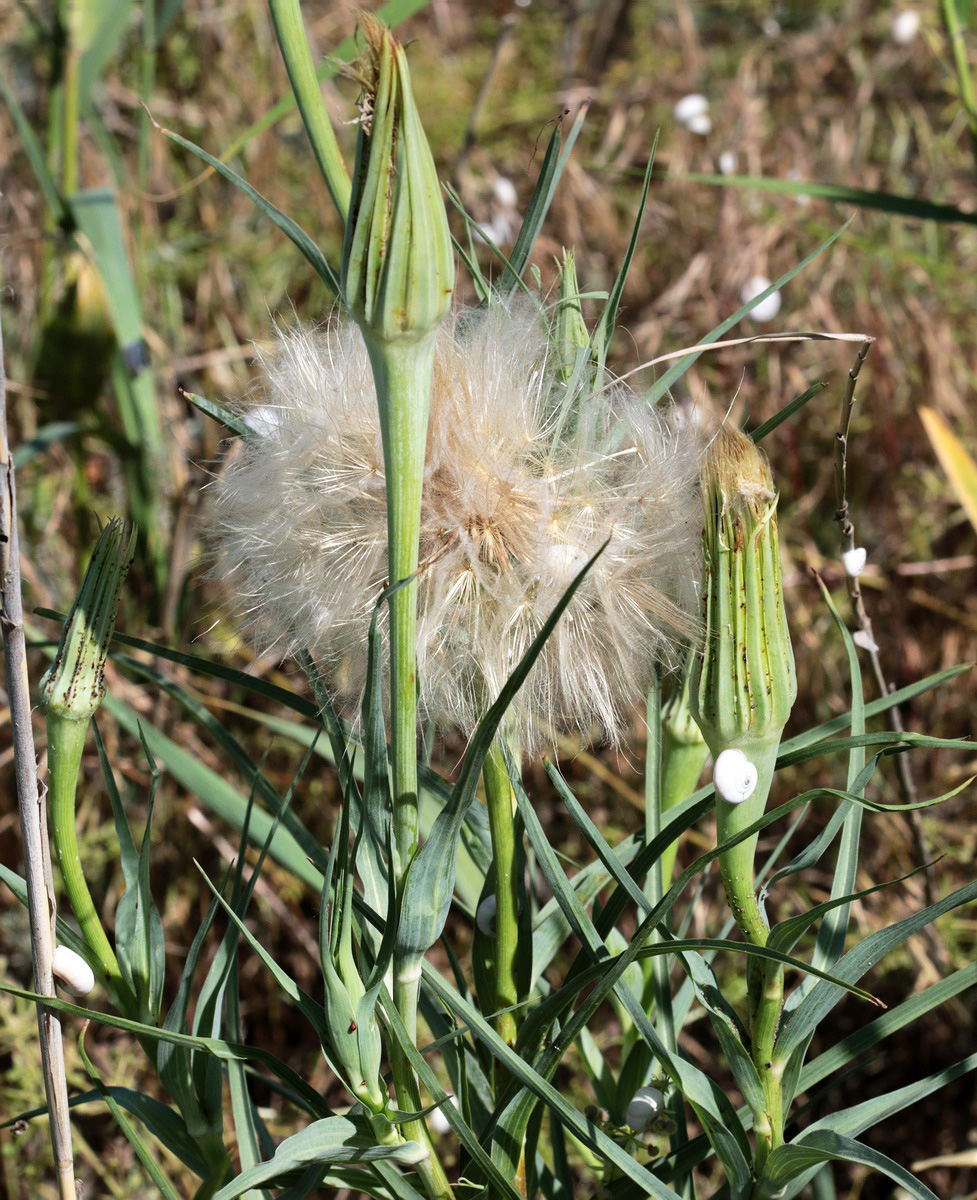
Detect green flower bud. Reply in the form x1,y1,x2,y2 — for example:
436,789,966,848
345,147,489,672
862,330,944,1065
319,849,386,1113
341,16,454,347
554,248,590,382
40,519,134,723
690,426,796,946
691,425,796,754
42,519,135,1000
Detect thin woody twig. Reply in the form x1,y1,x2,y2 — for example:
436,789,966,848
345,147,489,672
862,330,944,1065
833,340,936,908
0,321,77,1198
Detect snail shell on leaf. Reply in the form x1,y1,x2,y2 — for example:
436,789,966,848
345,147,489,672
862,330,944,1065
713,748,759,805
52,945,95,995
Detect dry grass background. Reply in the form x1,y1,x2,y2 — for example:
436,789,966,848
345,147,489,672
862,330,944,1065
1,1,976,1196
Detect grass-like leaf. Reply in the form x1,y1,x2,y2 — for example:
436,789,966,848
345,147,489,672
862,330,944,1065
158,122,341,296
646,221,851,404
212,1117,427,1200
682,171,977,226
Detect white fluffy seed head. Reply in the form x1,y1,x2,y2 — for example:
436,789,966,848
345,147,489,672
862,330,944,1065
625,1086,666,1131
210,304,702,752
51,945,95,995
713,748,758,805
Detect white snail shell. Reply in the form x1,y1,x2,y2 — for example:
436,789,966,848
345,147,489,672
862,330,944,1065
625,1086,666,1132
842,546,867,578
476,895,498,937
713,749,758,805
51,945,95,995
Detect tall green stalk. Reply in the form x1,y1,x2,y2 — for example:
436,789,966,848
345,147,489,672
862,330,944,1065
338,19,454,1200
41,519,136,1009
690,425,796,1184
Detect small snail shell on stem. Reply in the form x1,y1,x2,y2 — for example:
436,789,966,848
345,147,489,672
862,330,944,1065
476,895,498,937
713,748,759,805
51,945,95,995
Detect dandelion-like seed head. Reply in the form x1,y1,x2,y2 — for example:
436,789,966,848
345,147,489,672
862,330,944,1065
211,304,702,752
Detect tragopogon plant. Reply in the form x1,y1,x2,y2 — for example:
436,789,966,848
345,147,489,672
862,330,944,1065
3,9,974,1200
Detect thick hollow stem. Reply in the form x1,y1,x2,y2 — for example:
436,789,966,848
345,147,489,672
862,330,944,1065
714,738,786,1175
483,742,520,1057
367,337,436,880
47,715,127,998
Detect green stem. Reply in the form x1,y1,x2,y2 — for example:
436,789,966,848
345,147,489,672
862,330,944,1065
483,742,520,1057
367,335,449,1200
714,738,786,1176
47,715,128,1001
659,733,708,887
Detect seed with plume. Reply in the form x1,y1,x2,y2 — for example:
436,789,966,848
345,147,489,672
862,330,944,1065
211,304,702,752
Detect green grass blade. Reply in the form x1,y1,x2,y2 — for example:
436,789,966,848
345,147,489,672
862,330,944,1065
405,975,685,1199
498,103,589,297
219,0,434,160
682,172,977,226
767,1130,941,1200
180,388,255,437
592,135,657,372
0,66,65,220
160,126,341,296
646,222,851,404
102,690,324,891
775,878,977,1062
798,964,977,1093
0,980,329,1115
211,1117,427,1200
750,381,829,443
396,542,607,962
77,1025,183,1200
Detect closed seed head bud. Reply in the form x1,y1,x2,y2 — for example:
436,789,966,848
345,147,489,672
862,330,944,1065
211,303,702,752
41,519,135,723
341,16,454,347
690,425,796,755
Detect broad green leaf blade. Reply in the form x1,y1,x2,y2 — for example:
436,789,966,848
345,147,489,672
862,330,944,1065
646,222,851,404
776,878,977,1062
765,1130,940,1200
160,125,341,296
920,405,977,533
682,172,977,226
212,1117,426,1200
799,964,977,1093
